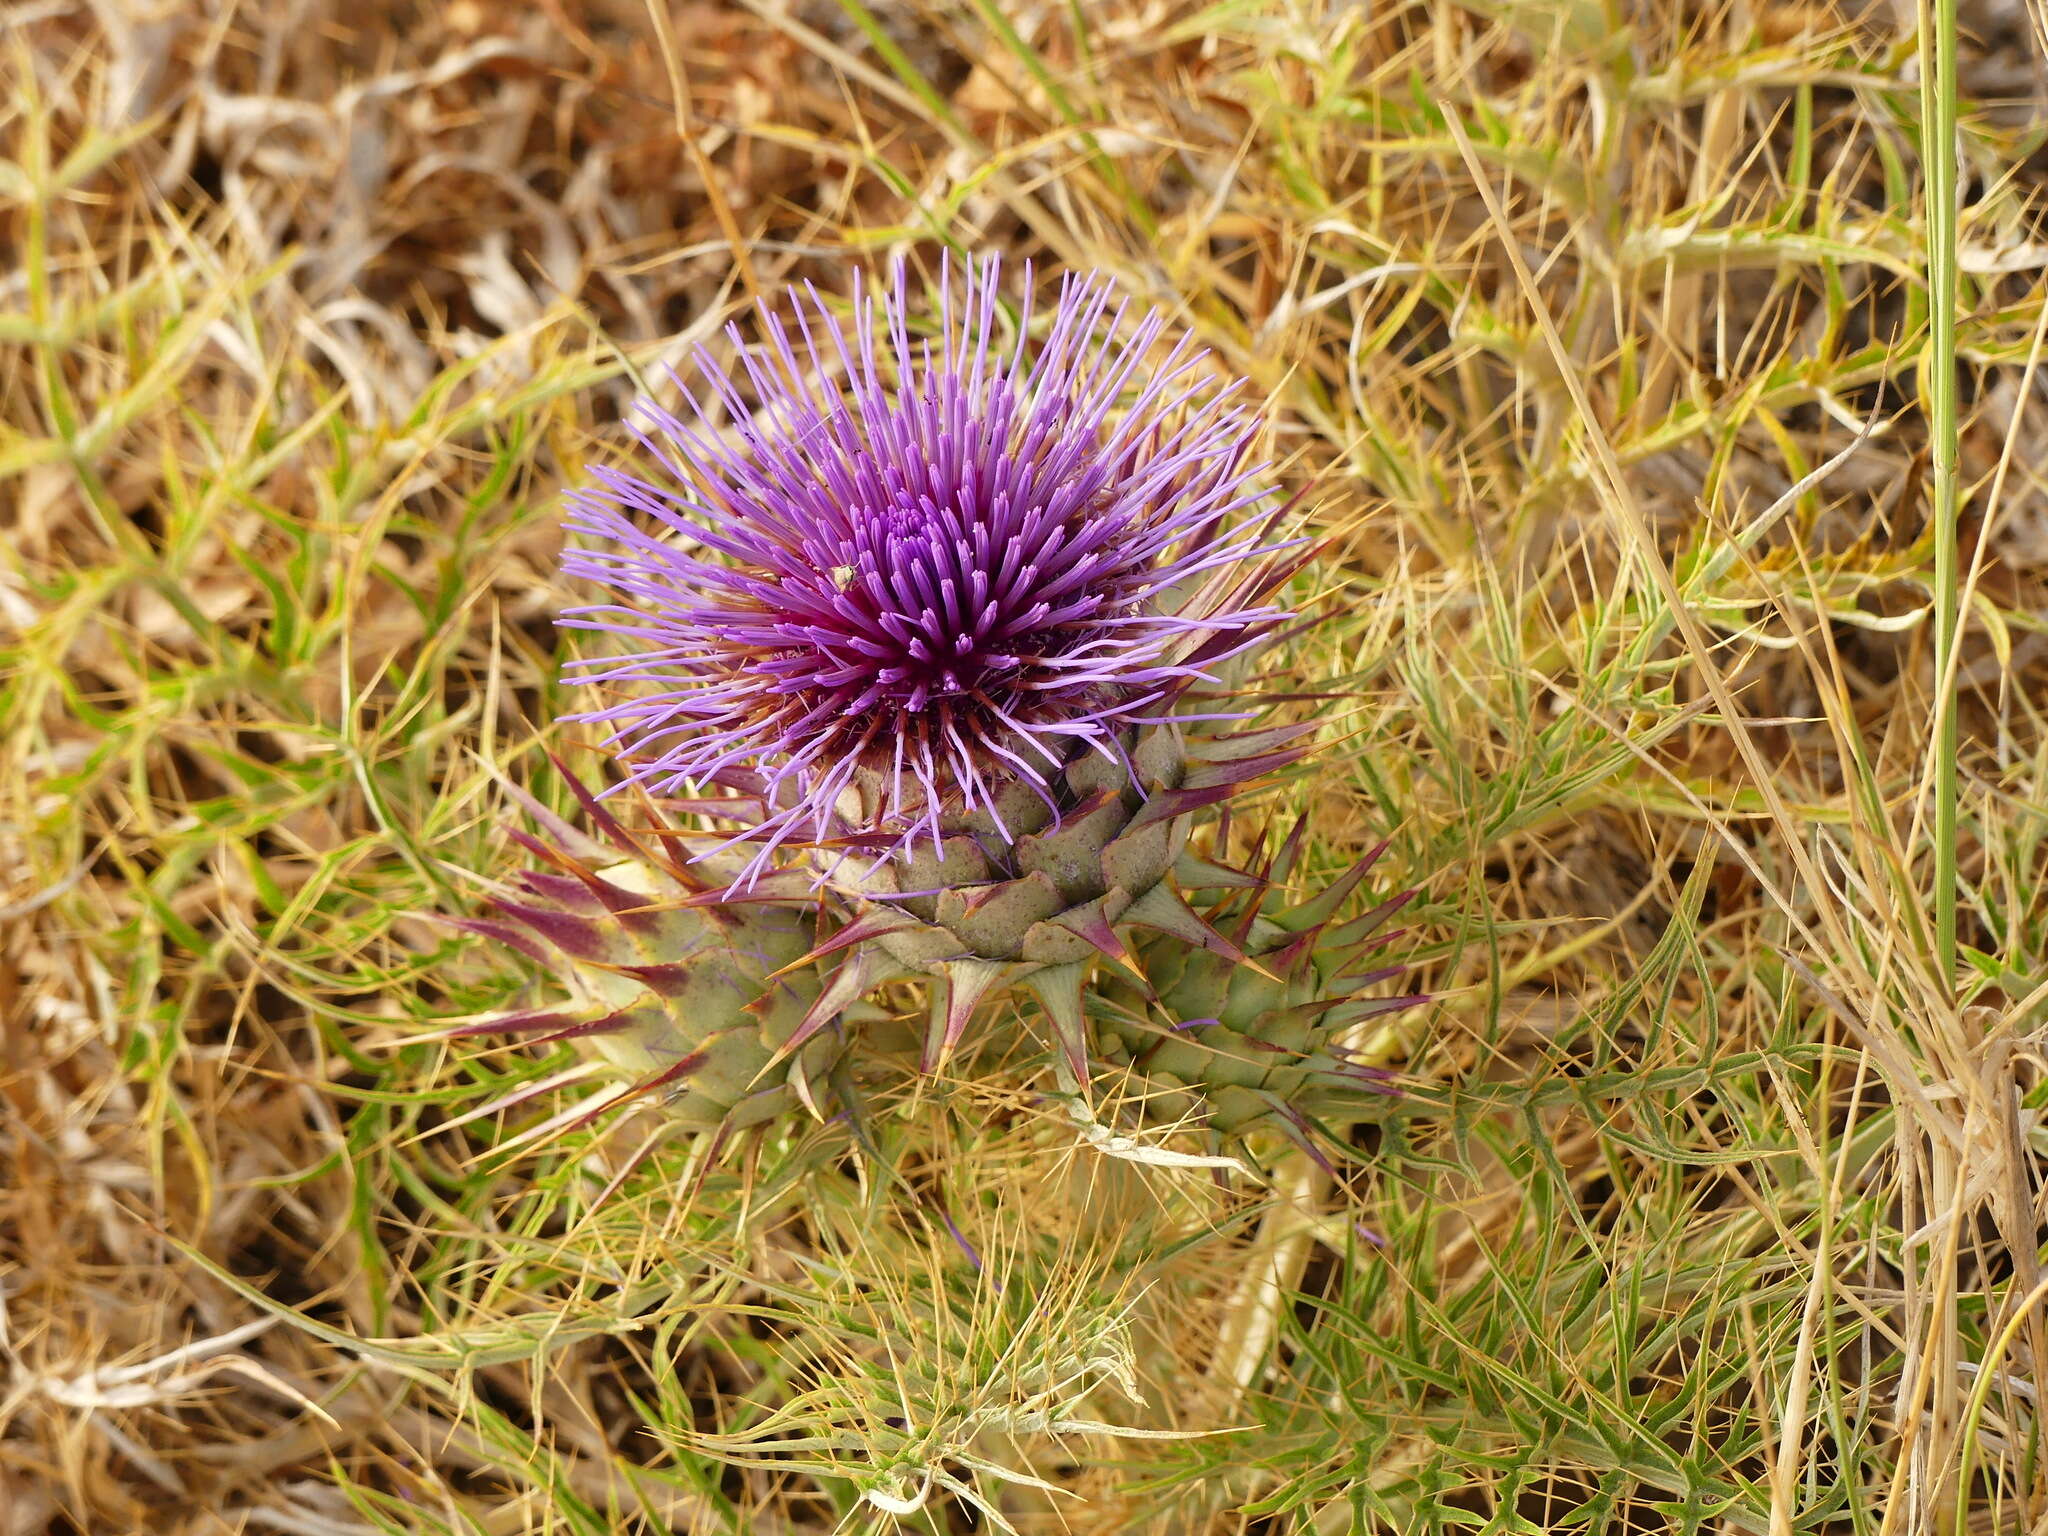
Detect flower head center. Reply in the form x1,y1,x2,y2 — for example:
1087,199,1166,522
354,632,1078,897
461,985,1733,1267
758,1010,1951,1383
764,441,1126,720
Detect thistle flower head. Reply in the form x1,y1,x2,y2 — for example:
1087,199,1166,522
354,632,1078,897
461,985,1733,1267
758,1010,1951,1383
560,258,1296,883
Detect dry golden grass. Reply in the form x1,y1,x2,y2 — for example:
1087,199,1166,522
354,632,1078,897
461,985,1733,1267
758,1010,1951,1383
6,0,2048,1532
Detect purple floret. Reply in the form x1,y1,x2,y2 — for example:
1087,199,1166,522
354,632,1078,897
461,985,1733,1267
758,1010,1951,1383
559,257,1296,884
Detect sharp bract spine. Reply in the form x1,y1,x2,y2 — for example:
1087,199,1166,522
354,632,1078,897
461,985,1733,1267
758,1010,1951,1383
440,778,848,1137
816,716,1321,1071
1093,832,1428,1145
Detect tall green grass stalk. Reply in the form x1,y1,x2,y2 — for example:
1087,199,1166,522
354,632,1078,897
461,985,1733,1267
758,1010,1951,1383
1919,0,1961,987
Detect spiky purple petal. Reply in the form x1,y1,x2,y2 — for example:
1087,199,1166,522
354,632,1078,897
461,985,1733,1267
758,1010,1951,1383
558,258,1296,885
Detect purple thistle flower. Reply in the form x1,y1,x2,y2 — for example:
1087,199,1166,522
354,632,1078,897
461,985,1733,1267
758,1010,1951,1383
558,258,1296,885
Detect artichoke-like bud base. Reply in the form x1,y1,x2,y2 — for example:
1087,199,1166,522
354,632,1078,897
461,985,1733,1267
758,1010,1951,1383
432,769,850,1147
1090,827,1428,1152
817,720,1317,1070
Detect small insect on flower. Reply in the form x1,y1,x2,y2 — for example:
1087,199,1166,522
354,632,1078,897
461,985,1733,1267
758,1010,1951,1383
558,258,1302,893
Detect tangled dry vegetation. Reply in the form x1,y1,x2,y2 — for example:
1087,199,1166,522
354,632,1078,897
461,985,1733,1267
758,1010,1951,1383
6,0,2048,1532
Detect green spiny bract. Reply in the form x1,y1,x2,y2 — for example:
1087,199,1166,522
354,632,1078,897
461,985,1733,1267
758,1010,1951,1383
812,718,1318,1073
438,774,861,1141
1089,828,1425,1147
